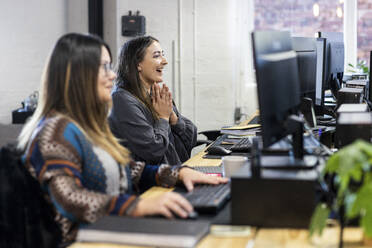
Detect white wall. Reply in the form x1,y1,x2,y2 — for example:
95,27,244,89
0,0,257,131
104,0,255,132
67,0,89,34
0,0,67,124
0,0,89,124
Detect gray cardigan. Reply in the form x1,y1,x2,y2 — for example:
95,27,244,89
109,87,197,165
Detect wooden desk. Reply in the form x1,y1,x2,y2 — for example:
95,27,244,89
183,148,368,247
70,148,370,248
184,148,221,167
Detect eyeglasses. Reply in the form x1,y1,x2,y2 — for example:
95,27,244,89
101,62,114,75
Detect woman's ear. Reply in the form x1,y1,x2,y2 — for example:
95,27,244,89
137,65,142,72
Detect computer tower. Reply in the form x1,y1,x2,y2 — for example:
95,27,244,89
336,103,368,118
335,112,372,148
337,87,363,107
345,80,369,100
231,166,319,228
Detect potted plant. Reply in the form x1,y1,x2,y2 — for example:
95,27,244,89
309,140,372,246
347,60,369,74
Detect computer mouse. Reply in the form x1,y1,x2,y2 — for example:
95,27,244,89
172,210,198,220
186,210,199,220
207,146,232,156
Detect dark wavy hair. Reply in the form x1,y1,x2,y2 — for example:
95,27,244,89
116,36,159,120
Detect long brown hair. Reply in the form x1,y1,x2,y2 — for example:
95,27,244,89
18,33,130,165
116,36,159,120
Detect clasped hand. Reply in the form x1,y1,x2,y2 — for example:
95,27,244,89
151,83,172,121
151,83,178,124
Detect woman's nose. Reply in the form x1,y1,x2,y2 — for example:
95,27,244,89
162,56,168,65
109,70,117,80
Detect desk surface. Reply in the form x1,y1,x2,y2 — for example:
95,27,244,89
70,147,371,248
70,115,371,248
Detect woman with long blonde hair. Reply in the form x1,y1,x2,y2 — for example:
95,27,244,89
18,33,227,245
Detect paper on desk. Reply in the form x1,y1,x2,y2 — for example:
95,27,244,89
210,225,251,237
221,124,260,130
220,127,260,136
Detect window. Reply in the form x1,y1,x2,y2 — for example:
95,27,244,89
254,0,344,37
357,0,372,66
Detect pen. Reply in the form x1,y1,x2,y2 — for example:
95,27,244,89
318,128,322,140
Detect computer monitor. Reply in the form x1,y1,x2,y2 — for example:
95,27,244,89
318,32,344,98
369,51,372,103
315,38,326,110
251,30,304,158
291,37,317,99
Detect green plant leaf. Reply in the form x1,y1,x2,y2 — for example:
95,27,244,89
361,210,372,238
347,61,370,75
358,140,372,158
324,150,341,173
348,181,372,236
344,192,357,217
309,203,330,237
325,141,372,197
314,140,372,237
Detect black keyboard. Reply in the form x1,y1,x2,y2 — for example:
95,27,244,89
193,166,223,175
174,183,231,214
205,135,227,152
248,115,260,125
230,137,252,152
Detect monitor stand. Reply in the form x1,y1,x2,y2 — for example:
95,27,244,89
258,155,318,170
250,116,318,172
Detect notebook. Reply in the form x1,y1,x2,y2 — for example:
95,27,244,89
76,216,210,248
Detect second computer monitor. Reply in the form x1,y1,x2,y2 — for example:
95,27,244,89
252,30,301,148
318,31,344,97
369,51,372,103
291,37,317,98
315,38,326,109
291,36,327,115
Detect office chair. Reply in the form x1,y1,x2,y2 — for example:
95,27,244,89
0,144,61,247
0,124,23,147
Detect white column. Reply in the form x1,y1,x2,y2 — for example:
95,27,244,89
344,0,358,71
66,0,88,34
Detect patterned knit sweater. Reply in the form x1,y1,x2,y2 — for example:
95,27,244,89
22,115,181,243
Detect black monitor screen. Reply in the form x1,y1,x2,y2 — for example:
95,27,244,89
369,51,372,102
315,38,326,108
252,30,301,148
292,37,317,97
318,32,344,96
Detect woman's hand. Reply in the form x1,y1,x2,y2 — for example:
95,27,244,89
131,191,193,219
151,83,172,120
179,167,229,192
169,111,178,125
160,84,178,125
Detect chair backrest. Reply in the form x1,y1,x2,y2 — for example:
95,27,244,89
0,124,23,147
0,144,61,247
